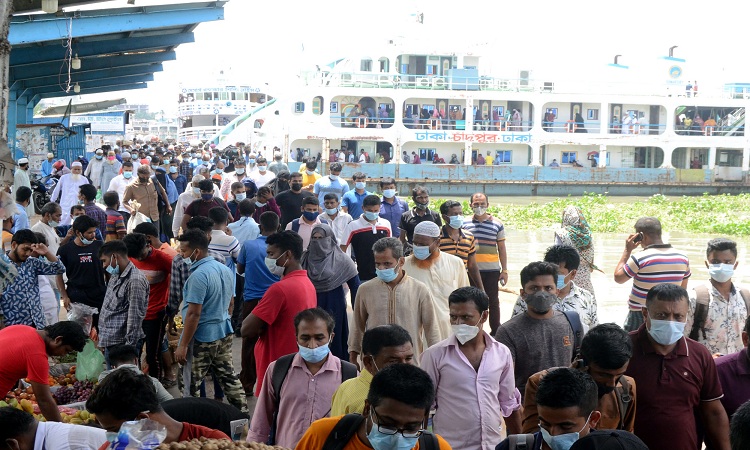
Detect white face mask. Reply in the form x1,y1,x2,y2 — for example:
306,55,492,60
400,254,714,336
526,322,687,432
451,314,483,345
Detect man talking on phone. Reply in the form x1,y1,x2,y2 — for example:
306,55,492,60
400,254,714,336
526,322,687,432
614,216,691,331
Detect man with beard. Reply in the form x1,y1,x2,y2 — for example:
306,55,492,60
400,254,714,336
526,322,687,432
402,221,468,340
521,323,636,433
51,161,91,225
494,261,583,397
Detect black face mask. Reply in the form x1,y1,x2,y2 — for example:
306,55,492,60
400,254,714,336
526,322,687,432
291,182,302,192
524,291,557,314
597,383,616,398
138,177,149,183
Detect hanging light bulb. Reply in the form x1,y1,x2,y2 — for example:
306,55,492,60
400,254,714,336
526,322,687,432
73,83,80,94
41,0,58,13
71,54,81,70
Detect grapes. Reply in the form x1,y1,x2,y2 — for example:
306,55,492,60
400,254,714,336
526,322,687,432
53,380,95,405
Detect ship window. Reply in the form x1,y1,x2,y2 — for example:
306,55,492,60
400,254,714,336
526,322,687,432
562,151,578,164
313,96,324,116
361,59,372,72
294,102,305,113
496,150,512,163
220,92,229,101
195,93,204,100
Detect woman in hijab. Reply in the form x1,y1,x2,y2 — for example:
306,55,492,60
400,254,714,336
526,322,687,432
301,223,360,360
554,206,600,298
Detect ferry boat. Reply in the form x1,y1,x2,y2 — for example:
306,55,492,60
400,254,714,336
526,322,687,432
206,41,750,196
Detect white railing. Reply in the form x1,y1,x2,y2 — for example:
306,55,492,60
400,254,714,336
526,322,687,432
177,126,222,142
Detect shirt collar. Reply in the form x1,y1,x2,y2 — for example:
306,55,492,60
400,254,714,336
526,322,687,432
441,226,466,239
189,256,212,271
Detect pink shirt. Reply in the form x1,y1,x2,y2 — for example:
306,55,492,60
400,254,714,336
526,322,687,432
247,353,348,449
420,332,522,450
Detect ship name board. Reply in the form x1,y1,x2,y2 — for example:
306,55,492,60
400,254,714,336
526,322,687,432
181,86,263,94
415,131,531,143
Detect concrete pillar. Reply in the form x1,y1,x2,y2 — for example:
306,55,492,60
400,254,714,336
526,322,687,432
463,97,474,165
598,144,607,168
321,139,330,173
660,147,675,168
708,146,717,169
529,143,541,166
742,147,749,171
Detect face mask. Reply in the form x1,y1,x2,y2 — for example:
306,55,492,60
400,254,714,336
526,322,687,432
473,206,487,216
139,177,149,184
539,412,591,450
452,316,482,345
325,207,338,216
236,168,246,175
163,159,170,164
647,314,686,346
249,159,256,165
151,165,159,170
203,161,210,166
525,291,557,314
329,174,339,181
107,157,115,163
557,273,569,290
367,411,420,450
448,215,463,229
414,202,428,211
48,220,59,228
376,264,400,283
265,253,287,276
306,170,314,175
708,263,734,283
215,169,223,174
167,166,177,174
382,189,396,199
412,244,432,260
235,193,247,201
355,181,366,190
105,255,120,276
96,155,103,160
363,211,380,221
298,340,331,363
201,193,213,201
291,182,302,191
303,211,319,221
79,234,94,245
256,201,267,208
192,187,201,195
123,171,133,179
182,249,197,268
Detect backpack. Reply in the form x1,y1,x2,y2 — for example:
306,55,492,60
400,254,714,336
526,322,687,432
562,310,584,361
290,217,328,233
508,434,536,450
321,414,439,450
689,285,750,341
267,353,357,445
614,376,632,430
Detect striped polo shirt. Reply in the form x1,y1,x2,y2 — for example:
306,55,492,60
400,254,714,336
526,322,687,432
438,226,476,269
462,215,506,272
623,244,691,310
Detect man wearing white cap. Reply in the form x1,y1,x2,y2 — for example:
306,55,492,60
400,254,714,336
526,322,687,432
121,151,140,173
41,153,56,178
84,149,105,190
403,220,469,339
14,158,35,218
50,161,91,225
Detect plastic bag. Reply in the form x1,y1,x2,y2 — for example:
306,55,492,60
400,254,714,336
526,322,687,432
127,211,151,234
75,340,105,382
106,419,167,449
67,303,98,335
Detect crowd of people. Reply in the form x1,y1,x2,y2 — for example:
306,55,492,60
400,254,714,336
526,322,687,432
2,142,750,450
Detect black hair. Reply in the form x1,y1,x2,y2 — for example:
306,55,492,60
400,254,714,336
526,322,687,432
352,171,367,181
277,171,291,180
323,193,338,202
363,194,381,208
257,157,267,165
33,232,47,246
745,315,750,335
86,367,162,419
580,324,632,370
40,202,61,216
0,407,35,441
107,344,140,366
99,240,128,258
412,185,428,199
440,200,462,215
122,161,133,168
302,196,319,207
379,176,396,188
634,216,662,237
44,321,87,351
258,186,273,196
150,155,161,165
294,307,335,334
238,199,256,216
208,207,230,225
306,161,318,170
70,204,85,214
707,237,738,258
122,233,149,258
259,211,279,233
198,179,214,193
72,214,98,234
362,324,413,357
448,286,489,312
133,222,159,238
289,171,303,180
330,162,343,172
520,261,559,288
645,283,688,307
177,229,209,252
15,186,32,203
79,184,97,201
230,181,245,191
367,364,435,413
544,245,581,271
470,192,488,204
102,191,119,208
11,229,37,245
186,216,214,233
266,230,303,260
536,367,598,417
732,400,750,450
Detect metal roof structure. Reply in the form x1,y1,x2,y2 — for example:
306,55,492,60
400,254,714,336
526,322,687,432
7,1,226,151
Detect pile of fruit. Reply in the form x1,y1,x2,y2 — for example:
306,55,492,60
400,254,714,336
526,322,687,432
53,380,95,405
5,386,36,402
59,408,96,425
0,399,95,424
0,398,34,413
156,438,289,450
52,366,78,386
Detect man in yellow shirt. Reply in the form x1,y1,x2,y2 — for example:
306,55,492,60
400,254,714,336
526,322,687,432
331,324,414,415
300,161,321,192
485,151,494,166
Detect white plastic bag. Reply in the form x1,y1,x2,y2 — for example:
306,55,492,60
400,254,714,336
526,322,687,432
67,303,99,335
127,211,151,234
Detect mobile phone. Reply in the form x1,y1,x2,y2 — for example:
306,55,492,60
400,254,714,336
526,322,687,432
632,233,643,244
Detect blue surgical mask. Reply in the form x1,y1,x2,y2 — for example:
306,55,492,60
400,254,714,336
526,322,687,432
79,234,94,245
329,174,339,181
256,201,267,208
105,256,120,276
236,168,245,175
182,250,197,268
169,166,177,173
96,155,103,160
708,263,734,283
298,340,331,363
355,181,366,190
193,187,201,195
647,314,686,346
539,413,591,450
48,220,59,228
448,215,463,229
325,207,338,216
376,265,400,283
412,245,431,260
123,171,133,179
364,211,379,221
556,274,569,290
382,189,396,199
303,211,319,221
367,411,420,450
248,159,256,165
306,170,314,175
234,193,247,201
215,169,223,174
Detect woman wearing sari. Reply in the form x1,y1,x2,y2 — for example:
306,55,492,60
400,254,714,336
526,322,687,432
301,223,360,360
554,206,599,299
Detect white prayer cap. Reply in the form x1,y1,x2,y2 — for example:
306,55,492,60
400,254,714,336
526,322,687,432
95,149,103,155
414,221,440,238
191,175,204,183
122,152,131,158
18,158,29,165
71,161,82,168
47,153,54,158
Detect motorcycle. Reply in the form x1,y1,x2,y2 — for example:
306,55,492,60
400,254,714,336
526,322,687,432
31,174,57,214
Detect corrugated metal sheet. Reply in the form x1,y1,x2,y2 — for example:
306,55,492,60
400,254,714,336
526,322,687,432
53,124,90,165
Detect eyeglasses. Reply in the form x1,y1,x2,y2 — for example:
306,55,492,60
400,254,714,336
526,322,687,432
370,409,424,438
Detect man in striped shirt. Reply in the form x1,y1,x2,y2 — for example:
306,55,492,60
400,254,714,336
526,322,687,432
614,217,691,331
462,193,507,335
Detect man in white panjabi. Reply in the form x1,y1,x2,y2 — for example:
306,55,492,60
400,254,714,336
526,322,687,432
50,161,90,225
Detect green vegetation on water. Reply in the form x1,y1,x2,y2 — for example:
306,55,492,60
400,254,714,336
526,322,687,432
428,193,750,236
